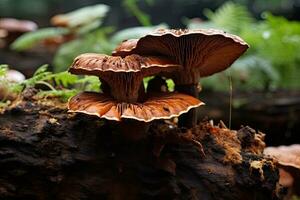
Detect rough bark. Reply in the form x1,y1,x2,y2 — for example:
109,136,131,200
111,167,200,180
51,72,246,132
0,94,284,200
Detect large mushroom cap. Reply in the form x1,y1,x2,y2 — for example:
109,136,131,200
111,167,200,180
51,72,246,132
112,28,249,78
69,53,180,76
0,18,37,33
68,92,204,122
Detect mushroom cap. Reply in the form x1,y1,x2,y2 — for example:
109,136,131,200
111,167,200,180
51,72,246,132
264,145,300,170
112,28,249,78
69,53,180,76
68,92,204,122
0,18,37,33
113,39,139,57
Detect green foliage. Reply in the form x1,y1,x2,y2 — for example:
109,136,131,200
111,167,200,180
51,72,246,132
123,0,152,26
35,89,78,102
54,4,109,28
188,2,300,91
0,65,8,76
1,65,101,103
241,13,300,88
110,24,168,45
203,1,254,33
166,79,175,92
53,28,114,72
11,28,70,51
10,4,110,52
143,76,154,90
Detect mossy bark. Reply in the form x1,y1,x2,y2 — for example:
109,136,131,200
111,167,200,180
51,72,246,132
0,95,284,200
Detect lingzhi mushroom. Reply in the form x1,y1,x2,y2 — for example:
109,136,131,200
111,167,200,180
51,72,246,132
113,28,249,127
68,53,204,139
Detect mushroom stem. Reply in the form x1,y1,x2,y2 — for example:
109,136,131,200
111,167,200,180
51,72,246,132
175,84,199,128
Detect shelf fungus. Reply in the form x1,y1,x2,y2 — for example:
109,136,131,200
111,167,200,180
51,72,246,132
68,53,204,139
113,28,248,127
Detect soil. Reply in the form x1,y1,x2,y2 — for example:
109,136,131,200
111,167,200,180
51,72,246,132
0,90,284,200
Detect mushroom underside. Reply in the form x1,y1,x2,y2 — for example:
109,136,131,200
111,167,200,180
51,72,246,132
113,30,248,79
68,92,204,122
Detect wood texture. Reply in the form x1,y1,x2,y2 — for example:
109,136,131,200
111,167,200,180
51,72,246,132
0,93,284,200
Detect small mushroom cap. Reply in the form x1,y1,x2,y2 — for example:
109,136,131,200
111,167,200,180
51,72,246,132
0,18,37,33
113,39,138,57
5,70,26,83
69,53,180,76
68,92,204,122
112,28,249,78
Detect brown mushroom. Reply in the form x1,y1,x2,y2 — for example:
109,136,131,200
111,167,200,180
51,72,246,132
68,92,203,122
68,53,204,139
0,18,37,46
264,145,300,197
69,53,181,102
112,28,249,127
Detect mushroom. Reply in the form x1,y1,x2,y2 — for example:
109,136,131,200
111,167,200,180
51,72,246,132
68,53,204,139
69,53,182,103
112,28,249,127
264,145,300,197
0,18,37,47
0,69,25,101
68,92,202,122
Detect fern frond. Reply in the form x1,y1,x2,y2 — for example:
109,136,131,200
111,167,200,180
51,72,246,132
204,2,253,33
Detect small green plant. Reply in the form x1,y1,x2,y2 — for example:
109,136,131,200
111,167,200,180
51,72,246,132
0,65,101,104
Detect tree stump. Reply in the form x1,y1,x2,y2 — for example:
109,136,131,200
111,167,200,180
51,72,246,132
0,94,284,200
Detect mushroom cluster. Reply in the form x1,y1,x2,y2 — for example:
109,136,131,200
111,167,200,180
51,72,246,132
68,53,204,139
68,28,248,139
113,29,249,127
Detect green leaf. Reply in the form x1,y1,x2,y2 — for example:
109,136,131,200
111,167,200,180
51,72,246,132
54,4,109,28
10,27,70,51
123,0,152,26
166,79,175,92
187,2,253,34
0,64,8,76
35,89,78,102
111,24,168,45
53,28,114,72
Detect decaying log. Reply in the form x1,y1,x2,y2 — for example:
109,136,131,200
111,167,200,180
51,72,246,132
0,93,284,200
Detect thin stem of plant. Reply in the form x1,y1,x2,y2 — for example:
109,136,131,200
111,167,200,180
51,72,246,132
36,81,57,91
228,72,233,130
